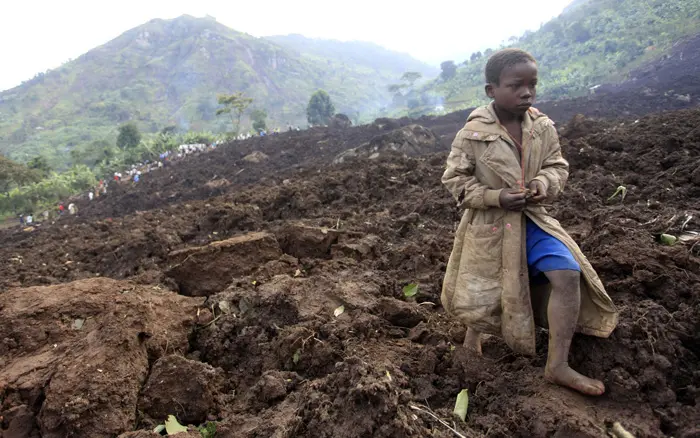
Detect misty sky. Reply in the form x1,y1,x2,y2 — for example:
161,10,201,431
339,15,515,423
1,0,573,92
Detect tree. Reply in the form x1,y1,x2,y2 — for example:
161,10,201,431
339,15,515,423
440,60,457,81
400,71,422,87
470,52,482,62
117,123,141,150
0,155,41,194
27,156,52,177
306,90,335,126
216,92,253,134
251,109,268,133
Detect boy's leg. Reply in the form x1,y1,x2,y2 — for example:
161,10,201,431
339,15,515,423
543,270,605,395
463,327,482,355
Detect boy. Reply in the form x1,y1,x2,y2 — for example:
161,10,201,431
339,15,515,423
441,49,618,396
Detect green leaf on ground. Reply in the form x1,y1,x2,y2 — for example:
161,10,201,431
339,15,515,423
659,234,678,245
453,389,469,422
164,415,188,435
403,283,418,298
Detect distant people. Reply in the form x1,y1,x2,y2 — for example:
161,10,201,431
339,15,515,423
134,172,141,183
25,214,33,224
58,204,65,215
88,191,94,201
19,214,25,226
68,203,77,215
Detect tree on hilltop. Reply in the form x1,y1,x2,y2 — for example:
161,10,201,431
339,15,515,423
307,90,335,126
216,92,253,135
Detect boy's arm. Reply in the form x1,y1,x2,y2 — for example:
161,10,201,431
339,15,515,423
442,132,502,209
532,123,569,199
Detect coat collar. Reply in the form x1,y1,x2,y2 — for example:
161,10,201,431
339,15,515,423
466,102,544,137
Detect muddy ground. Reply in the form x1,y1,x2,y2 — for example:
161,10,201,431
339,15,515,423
1,54,700,437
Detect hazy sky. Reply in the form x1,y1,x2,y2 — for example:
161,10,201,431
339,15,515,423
1,0,572,92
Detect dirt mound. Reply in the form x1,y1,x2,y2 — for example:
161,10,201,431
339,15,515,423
0,103,698,436
166,231,282,296
334,124,440,164
0,278,200,437
329,113,352,129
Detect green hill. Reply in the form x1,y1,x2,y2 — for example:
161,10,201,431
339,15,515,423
0,15,432,167
422,0,700,112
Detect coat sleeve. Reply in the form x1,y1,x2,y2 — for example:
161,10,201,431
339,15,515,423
531,122,569,198
442,130,502,209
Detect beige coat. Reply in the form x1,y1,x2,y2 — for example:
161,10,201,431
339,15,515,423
441,103,618,355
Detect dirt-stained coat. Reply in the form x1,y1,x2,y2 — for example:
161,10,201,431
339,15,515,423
441,103,618,355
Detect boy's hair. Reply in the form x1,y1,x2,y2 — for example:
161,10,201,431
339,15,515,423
485,49,537,85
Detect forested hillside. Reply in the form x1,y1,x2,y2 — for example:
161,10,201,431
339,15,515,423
0,15,430,167
423,0,700,111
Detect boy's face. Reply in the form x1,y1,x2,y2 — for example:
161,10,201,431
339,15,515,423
486,61,538,116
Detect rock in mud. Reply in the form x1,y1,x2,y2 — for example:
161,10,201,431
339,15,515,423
166,231,282,296
138,355,224,424
0,278,199,438
242,151,269,163
333,124,439,164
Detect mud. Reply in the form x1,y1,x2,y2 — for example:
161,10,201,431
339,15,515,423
0,59,699,437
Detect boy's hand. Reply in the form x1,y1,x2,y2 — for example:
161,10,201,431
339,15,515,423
527,180,547,204
499,189,527,211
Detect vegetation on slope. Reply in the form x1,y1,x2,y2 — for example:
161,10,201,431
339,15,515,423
0,15,431,168
421,0,700,112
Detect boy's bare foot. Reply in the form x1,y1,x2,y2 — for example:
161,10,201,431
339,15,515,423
463,328,483,356
545,363,605,396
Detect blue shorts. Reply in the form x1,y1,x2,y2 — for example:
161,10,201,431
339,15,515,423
526,218,580,281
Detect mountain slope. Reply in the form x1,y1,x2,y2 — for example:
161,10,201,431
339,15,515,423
266,35,437,78
0,15,431,166
423,0,700,111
